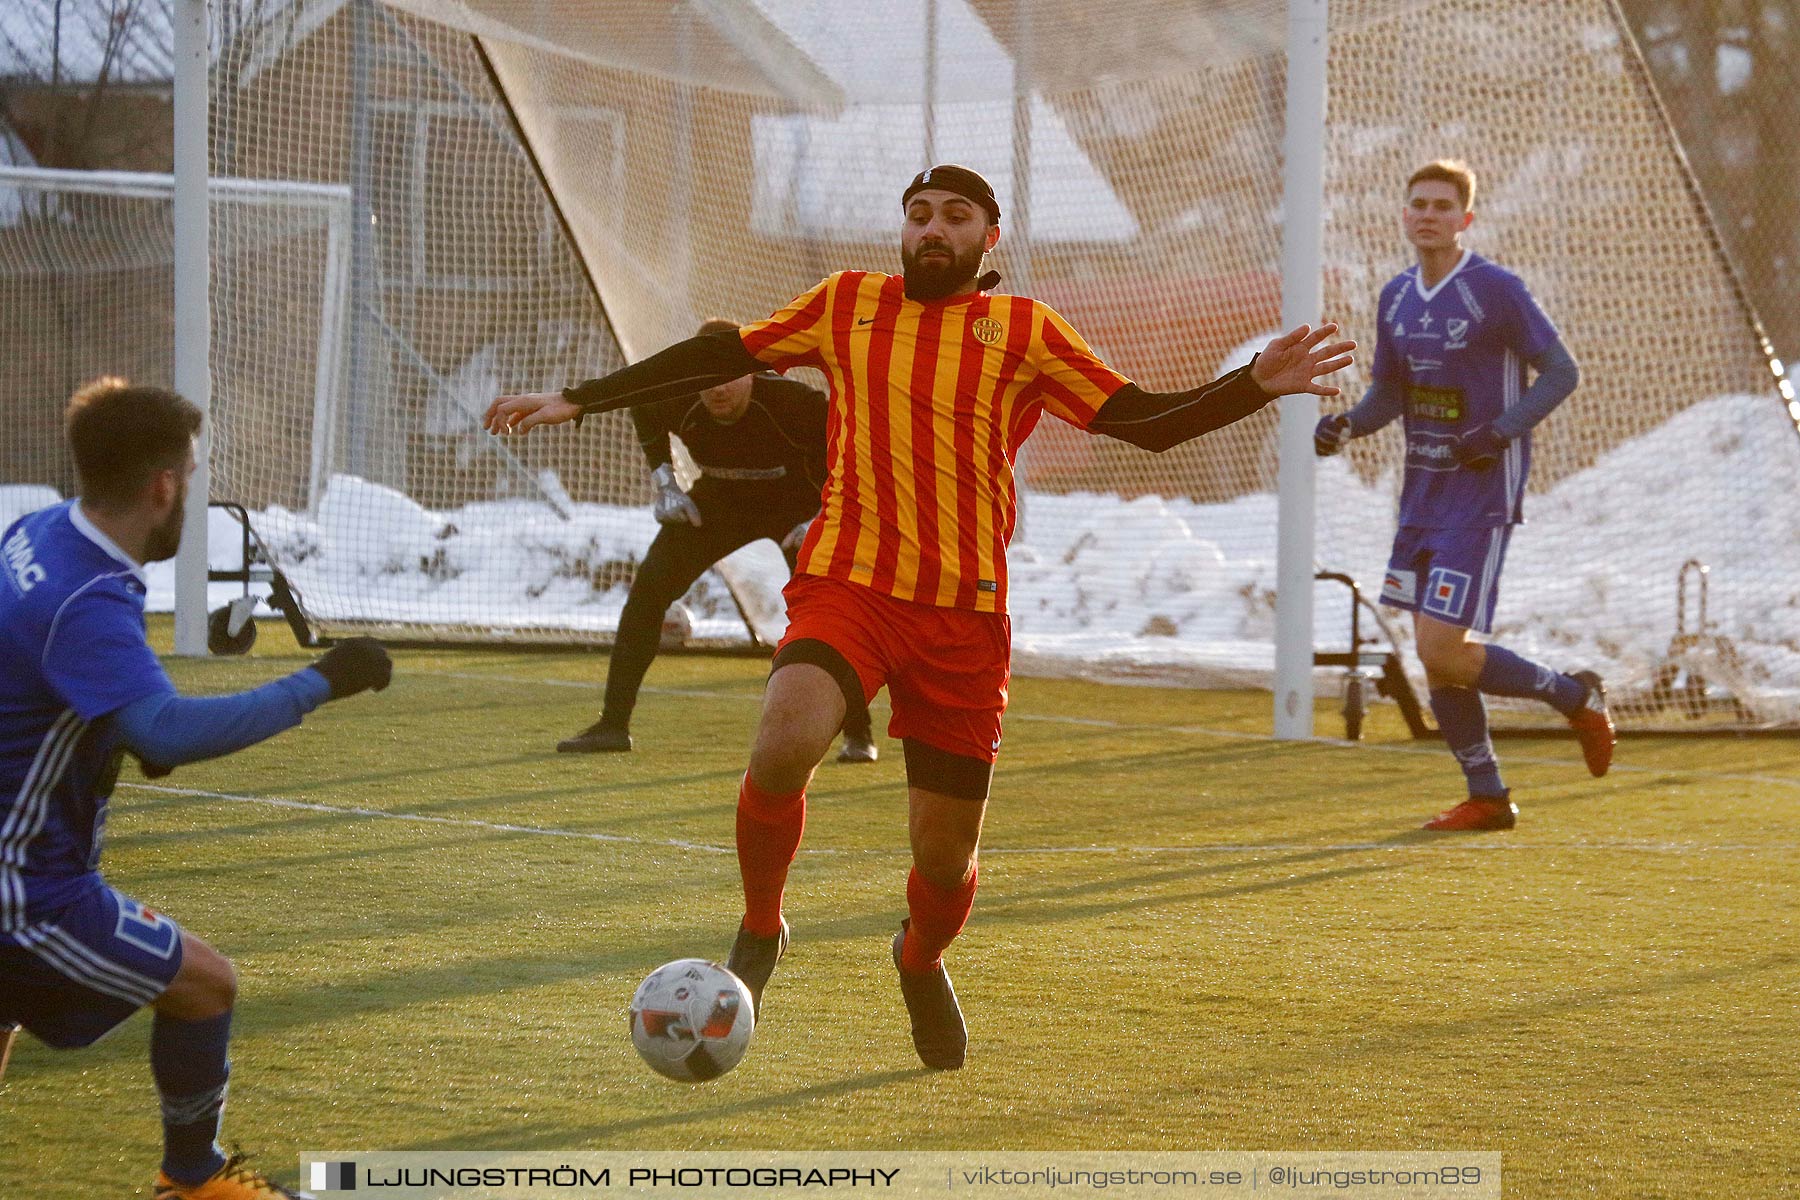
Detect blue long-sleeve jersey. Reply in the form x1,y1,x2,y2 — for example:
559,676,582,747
1,501,328,927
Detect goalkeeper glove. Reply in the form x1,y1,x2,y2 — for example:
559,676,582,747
1313,413,1352,456
651,464,702,527
1451,423,1509,470
311,637,393,700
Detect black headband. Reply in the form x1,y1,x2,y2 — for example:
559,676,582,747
901,164,1000,224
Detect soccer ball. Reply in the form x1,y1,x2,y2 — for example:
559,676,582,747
628,959,755,1082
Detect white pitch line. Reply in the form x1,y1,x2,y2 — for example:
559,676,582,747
120,781,733,854
408,667,1800,791
118,782,1796,857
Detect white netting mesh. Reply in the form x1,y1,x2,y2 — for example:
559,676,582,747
2,0,1795,727
1,4,780,646
0,165,345,509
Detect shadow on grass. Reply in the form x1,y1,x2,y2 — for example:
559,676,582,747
114,769,747,849
987,833,1414,911
23,851,1388,1090
395,1067,936,1151
1135,948,1800,1115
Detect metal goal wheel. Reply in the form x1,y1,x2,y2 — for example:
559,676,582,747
206,597,259,655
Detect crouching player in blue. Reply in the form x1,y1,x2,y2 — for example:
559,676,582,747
0,379,391,1198
1315,161,1615,831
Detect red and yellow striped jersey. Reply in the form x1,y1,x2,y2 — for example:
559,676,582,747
739,270,1131,613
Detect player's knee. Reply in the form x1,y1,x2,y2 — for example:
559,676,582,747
911,834,977,891
1416,637,1455,676
161,937,237,1018
906,763,988,888
193,948,238,1012
911,816,979,888
747,728,824,793
749,693,834,788
1417,633,1478,684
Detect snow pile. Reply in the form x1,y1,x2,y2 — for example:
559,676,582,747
4,394,1795,714
256,478,759,642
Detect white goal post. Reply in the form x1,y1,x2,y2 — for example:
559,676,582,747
0,162,351,591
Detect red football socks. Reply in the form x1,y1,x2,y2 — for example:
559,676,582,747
736,772,805,937
901,863,978,973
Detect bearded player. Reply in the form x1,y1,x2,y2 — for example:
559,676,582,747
488,164,1353,1068
1,380,391,1197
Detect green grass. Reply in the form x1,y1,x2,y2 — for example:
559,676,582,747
2,618,1797,1197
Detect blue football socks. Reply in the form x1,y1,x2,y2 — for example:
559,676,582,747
1429,686,1505,797
1476,645,1587,716
151,1008,232,1185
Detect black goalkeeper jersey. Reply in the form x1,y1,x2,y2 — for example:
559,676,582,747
630,373,827,506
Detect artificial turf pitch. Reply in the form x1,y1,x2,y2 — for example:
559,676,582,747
2,618,1795,1197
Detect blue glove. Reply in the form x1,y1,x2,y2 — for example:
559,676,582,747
1313,413,1352,457
1451,423,1509,469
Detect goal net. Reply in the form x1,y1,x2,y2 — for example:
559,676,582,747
202,0,770,646
6,0,1795,729
0,163,354,599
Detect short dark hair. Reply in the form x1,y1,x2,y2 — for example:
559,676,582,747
1407,159,1477,210
65,377,202,507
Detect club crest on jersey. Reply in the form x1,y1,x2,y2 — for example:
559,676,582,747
971,316,1004,346
114,896,179,960
1445,318,1469,348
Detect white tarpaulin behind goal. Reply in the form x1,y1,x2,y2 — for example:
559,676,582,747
2,0,1795,730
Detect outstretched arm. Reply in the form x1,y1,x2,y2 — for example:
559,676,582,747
485,329,762,436
115,673,330,768
1087,369,1269,452
1090,323,1355,453
114,639,391,772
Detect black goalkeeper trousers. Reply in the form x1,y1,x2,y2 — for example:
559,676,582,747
600,483,873,742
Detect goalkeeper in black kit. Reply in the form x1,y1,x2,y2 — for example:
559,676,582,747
559,319,878,762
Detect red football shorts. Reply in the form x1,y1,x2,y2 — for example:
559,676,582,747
777,573,1011,763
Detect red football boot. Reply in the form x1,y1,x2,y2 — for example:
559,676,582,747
1422,794,1517,832
1567,670,1615,778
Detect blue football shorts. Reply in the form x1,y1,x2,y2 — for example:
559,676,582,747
1379,524,1513,634
0,882,185,1048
